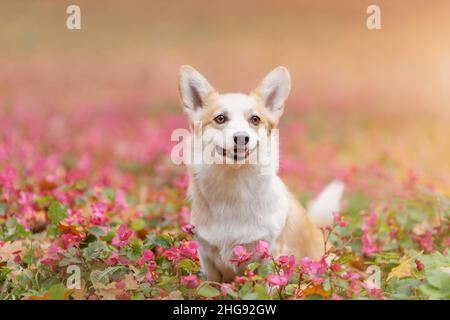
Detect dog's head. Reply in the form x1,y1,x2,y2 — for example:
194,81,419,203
178,65,290,165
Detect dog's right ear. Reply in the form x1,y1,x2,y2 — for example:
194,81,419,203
178,65,215,112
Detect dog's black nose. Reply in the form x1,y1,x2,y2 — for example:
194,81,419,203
233,132,250,145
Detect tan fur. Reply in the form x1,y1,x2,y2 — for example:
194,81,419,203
274,193,325,260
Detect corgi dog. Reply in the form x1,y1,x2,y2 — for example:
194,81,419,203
178,65,344,282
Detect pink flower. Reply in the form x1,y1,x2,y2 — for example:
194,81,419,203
234,276,247,284
229,245,253,266
312,276,324,285
267,274,288,286
145,269,158,284
112,224,132,247
165,246,179,262
181,223,196,235
332,211,348,228
114,190,128,211
41,241,64,266
256,240,270,259
181,275,200,289
220,283,233,296
300,256,327,276
361,232,379,256
91,202,108,214
279,255,297,278
178,207,191,224
341,271,360,281
61,233,83,248
90,202,109,225
331,263,341,272
115,281,126,290
135,249,155,267
118,256,131,265
179,240,198,260
166,240,199,263
63,209,84,225
106,252,119,266
174,174,189,189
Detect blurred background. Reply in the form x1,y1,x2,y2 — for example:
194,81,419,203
0,0,449,194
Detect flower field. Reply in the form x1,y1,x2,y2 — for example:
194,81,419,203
0,0,449,300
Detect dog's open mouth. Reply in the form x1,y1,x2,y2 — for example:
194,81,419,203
215,145,252,161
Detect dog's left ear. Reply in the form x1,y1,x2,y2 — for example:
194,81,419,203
179,65,216,113
253,66,291,120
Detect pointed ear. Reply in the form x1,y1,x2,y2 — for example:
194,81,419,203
178,65,215,111
253,66,291,117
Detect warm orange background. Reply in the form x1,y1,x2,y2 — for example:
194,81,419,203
1,0,449,190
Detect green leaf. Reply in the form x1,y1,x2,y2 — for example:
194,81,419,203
247,262,260,272
131,219,146,231
48,201,67,224
242,292,259,300
254,284,269,300
88,226,106,238
238,282,253,298
179,258,200,273
259,260,275,278
48,283,65,300
144,233,172,249
197,283,220,298
0,203,6,216
23,247,35,266
157,275,178,292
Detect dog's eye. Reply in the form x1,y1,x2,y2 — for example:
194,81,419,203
249,115,261,126
214,114,227,124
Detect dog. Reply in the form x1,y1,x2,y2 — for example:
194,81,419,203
178,65,344,282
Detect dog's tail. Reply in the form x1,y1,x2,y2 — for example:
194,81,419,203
308,180,345,228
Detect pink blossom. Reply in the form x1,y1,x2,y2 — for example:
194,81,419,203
229,245,253,266
361,232,379,256
63,209,84,225
135,249,155,267
331,263,341,272
234,276,247,284
114,190,128,211
181,275,200,288
220,283,233,296
41,241,64,266
61,233,83,248
255,240,270,259
112,224,133,247
115,281,126,290
166,240,199,263
90,210,109,226
145,269,158,284
312,276,324,285
91,202,108,214
165,246,179,262
279,255,297,278
179,240,198,260
300,256,327,276
181,223,196,235
178,207,191,224
174,174,189,189
267,274,288,286
106,252,119,266
332,211,348,228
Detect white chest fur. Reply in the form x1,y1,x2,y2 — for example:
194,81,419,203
189,164,289,250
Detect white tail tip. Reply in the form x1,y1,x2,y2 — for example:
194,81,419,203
309,180,345,227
